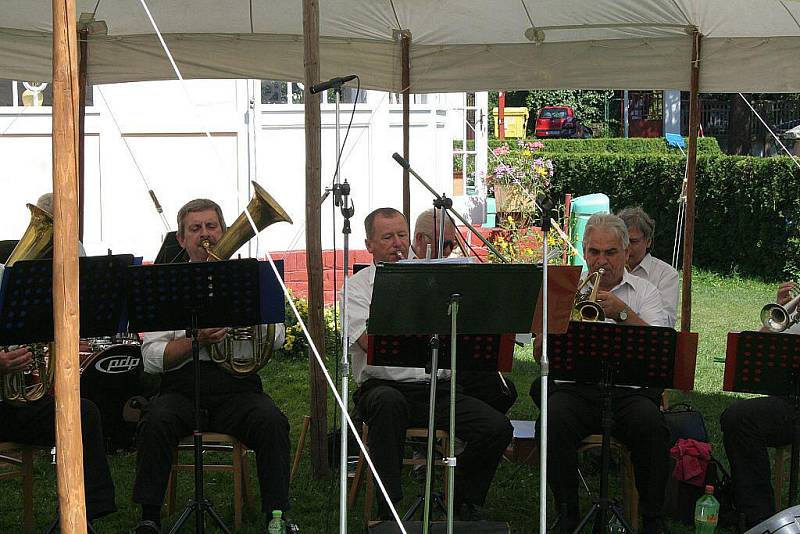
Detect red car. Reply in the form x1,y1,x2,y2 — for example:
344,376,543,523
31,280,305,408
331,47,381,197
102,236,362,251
534,106,592,138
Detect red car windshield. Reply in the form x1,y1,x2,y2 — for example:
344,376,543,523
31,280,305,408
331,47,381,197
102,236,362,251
539,108,568,119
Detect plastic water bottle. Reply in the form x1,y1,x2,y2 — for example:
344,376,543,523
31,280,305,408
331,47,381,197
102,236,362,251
694,485,720,534
268,509,286,534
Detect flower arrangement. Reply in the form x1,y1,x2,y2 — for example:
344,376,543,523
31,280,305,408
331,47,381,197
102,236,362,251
487,139,554,225
278,291,338,360
489,215,574,264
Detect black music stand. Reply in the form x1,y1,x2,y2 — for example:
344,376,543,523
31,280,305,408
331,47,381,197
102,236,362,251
126,258,284,534
549,321,696,534
0,254,135,344
0,254,135,533
724,331,800,507
368,261,540,532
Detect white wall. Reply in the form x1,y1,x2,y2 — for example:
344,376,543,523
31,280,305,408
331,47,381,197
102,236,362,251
0,80,484,260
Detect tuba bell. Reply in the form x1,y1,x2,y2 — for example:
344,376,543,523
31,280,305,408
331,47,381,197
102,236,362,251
202,181,292,375
1,204,55,405
572,268,606,322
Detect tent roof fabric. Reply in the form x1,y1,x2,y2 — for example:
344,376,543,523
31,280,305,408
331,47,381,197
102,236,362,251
2,0,800,91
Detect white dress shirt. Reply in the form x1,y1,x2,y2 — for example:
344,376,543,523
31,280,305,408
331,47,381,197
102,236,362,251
585,269,669,327
628,253,679,327
344,263,449,385
142,323,285,374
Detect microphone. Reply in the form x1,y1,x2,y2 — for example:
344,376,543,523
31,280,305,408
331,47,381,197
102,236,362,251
392,152,410,169
311,74,357,94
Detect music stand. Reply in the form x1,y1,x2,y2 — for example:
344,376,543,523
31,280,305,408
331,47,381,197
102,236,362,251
0,254,136,344
724,331,800,506
154,231,189,264
548,321,697,534
126,258,285,534
0,254,135,533
368,261,541,533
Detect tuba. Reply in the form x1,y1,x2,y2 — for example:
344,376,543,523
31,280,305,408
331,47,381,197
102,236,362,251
1,204,55,405
761,292,800,332
202,181,292,375
572,268,606,322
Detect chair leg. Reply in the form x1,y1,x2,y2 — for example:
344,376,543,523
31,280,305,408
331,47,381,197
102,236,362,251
241,447,253,511
166,449,178,516
22,447,33,534
348,451,365,508
291,416,311,484
775,447,786,511
232,441,243,530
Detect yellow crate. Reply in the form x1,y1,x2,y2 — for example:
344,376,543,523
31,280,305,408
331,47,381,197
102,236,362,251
491,107,529,138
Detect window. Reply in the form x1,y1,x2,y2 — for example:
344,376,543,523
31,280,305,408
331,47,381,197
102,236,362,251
540,108,568,119
0,80,93,107
260,80,306,105
389,93,428,105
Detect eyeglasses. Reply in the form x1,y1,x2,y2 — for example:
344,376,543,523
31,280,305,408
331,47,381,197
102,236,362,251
422,233,455,251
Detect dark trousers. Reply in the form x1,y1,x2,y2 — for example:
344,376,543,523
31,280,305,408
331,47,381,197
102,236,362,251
0,395,117,521
531,381,670,518
720,396,796,528
457,371,518,415
132,362,290,513
354,378,513,508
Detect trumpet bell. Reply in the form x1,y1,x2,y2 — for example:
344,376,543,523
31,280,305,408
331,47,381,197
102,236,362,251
572,301,606,322
761,303,792,332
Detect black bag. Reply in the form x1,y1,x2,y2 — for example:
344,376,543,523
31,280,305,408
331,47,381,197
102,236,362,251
666,454,735,525
663,403,709,446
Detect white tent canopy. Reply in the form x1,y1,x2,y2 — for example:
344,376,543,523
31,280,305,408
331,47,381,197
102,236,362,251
3,0,800,92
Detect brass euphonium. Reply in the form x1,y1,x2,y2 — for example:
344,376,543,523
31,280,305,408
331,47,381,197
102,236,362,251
572,268,606,322
1,204,55,405
202,182,292,375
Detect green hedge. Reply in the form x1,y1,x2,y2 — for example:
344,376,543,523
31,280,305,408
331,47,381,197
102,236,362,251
454,137,722,154
547,154,800,280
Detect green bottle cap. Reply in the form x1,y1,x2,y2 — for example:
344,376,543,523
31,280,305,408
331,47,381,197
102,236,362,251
272,509,282,518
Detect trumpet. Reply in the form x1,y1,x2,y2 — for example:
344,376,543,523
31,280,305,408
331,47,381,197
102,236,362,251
572,268,606,322
761,292,800,332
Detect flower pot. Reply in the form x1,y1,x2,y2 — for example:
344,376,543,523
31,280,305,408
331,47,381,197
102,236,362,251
493,183,534,213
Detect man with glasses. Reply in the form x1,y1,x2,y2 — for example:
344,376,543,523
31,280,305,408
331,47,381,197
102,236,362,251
410,209,517,415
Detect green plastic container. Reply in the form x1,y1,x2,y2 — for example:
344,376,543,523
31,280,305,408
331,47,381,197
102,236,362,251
570,193,610,269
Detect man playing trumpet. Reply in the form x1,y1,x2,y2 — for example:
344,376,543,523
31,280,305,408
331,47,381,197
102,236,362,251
720,280,800,529
132,199,291,533
531,213,670,534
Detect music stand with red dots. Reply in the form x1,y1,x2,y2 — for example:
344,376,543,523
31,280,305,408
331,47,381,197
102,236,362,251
724,330,800,507
549,320,697,534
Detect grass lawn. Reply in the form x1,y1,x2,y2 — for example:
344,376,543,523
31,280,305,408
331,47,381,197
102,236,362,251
0,269,780,532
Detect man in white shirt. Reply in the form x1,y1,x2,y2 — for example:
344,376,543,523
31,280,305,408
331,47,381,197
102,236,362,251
346,207,512,520
532,213,670,534
721,280,800,529
617,206,679,327
132,198,289,534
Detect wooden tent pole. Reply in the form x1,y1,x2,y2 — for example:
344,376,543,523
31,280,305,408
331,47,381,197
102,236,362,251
680,29,702,333
77,28,88,242
402,32,411,222
302,0,330,478
51,0,87,531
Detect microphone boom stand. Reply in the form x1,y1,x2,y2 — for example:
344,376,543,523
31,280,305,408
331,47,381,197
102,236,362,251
390,153,510,534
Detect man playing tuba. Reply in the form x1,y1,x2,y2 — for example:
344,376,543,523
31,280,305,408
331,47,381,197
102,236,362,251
0,203,116,528
132,198,292,533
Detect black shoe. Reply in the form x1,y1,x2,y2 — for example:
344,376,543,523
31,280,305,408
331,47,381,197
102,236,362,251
642,516,669,534
456,502,482,522
133,520,161,534
285,519,300,533
548,508,579,534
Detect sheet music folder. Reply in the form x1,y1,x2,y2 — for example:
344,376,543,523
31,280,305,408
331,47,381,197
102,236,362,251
125,258,285,333
0,254,135,346
368,262,542,336
549,321,697,390
724,330,800,395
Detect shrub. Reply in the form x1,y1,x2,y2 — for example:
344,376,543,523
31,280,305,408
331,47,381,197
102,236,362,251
275,292,338,360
